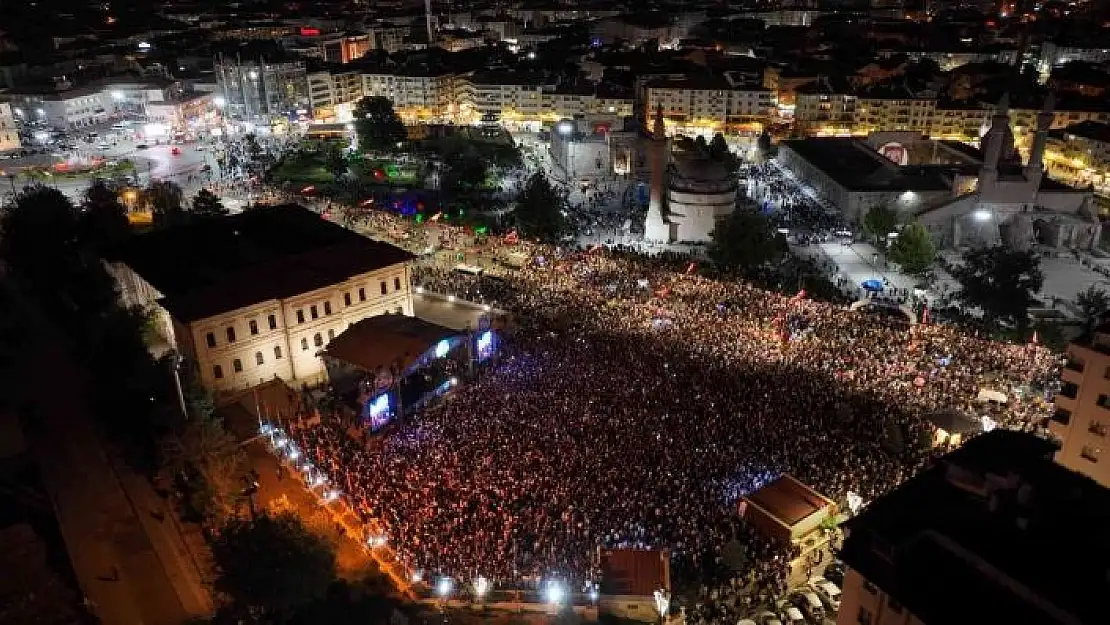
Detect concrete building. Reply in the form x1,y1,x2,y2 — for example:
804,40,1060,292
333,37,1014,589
0,102,20,153
363,70,458,123
1053,325,1110,486
1041,121,1110,196
106,205,415,393
643,77,774,135
836,429,1108,625
214,55,309,120
308,70,364,121
8,86,110,129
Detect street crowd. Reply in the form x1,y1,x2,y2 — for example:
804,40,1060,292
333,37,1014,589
289,236,1059,607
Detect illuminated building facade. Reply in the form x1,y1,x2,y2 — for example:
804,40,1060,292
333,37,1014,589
0,103,21,153
1053,328,1110,487
644,78,774,135
106,205,415,393
837,430,1107,625
1041,121,1110,196
215,55,309,120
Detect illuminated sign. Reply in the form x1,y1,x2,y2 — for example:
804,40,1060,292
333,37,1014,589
879,142,909,166
300,27,321,36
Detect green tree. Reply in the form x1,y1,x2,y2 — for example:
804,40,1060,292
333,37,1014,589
1074,284,1110,333
323,141,350,180
862,204,898,246
159,400,248,526
513,172,570,243
0,185,80,276
442,147,488,194
353,96,407,153
888,222,936,276
191,188,228,218
952,246,1044,329
708,209,788,273
212,512,337,621
80,180,131,248
145,180,186,227
708,133,739,171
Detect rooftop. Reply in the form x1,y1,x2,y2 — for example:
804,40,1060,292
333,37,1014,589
840,430,1109,625
743,475,831,525
323,314,458,373
782,138,952,192
109,205,414,323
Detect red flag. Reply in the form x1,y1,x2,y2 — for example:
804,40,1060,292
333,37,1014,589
685,262,697,275
790,289,806,303
921,306,929,325
1031,330,1039,345
504,229,519,245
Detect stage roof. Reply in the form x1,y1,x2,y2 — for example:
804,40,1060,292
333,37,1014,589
744,475,832,526
323,314,459,373
599,548,670,597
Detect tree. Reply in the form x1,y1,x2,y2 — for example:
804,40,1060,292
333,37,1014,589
146,180,186,227
951,246,1044,329
212,512,337,620
322,141,350,180
708,133,739,172
888,222,936,277
80,180,131,248
1074,284,1110,333
288,579,401,625
513,172,570,243
191,188,228,218
0,185,80,275
159,400,248,525
353,96,407,153
442,146,488,194
862,204,898,246
708,209,787,273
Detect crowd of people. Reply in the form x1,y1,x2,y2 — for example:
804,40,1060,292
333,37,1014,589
288,237,1059,611
743,162,845,237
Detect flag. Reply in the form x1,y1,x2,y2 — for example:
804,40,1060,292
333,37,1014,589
790,289,806,303
655,287,671,298
504,229,519,245
1031,330,1039,345
921,305,929,325
684,262,697,275
429,212,442,222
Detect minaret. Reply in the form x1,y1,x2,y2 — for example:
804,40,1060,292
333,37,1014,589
1025,92,1055,188
979,93,1010,189
644,104,670,243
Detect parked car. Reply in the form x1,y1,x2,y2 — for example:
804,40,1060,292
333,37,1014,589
754,610,783,625
812,579,841,612
792,591,825,622
823,562,845,587
136,144,149,150
781,606,807,625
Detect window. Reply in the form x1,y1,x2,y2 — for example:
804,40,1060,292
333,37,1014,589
297,309,305,324
380,281,387,295
1090,421,1108,437
249,320,259,335
310,305,319,320
232,358,243,373
1052,408,1072,425
206,332,216,348
1099,394,1110,409
324,301,332,315
213,365,223,379
301,338,309,351
255,351,264,365
344,292,352,306
395,306,403,314
394,277,402,291
857,607,873,625
1060,382,1079,399
226,327,236,343
1081,445,1100,463
314,333,323,347
268,314,278,330
274,346,283,359
327,329,335,340
358,287,366,302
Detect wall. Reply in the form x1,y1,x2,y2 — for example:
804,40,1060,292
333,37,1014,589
836,568,923,625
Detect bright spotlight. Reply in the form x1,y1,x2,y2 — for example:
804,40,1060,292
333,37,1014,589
556,121,574,136
450,377,459,386
248,70,259,80
415,286,424,294
589,588,600,602
546,581,565,604
477,330,493,352
274,438,288,448
325,489,340,501
412,570,424,583
447,295,456,302
474,576,490,598
213,96,226,108
288,449,300,460
973,209,991,222
435,339,451,359
437,577,453,598
110,91,124,101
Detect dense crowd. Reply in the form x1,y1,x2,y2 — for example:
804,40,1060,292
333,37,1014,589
290,241,1058,608
743,162,845,237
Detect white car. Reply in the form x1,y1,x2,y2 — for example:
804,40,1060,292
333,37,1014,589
754,610,783,625
812,579,841,611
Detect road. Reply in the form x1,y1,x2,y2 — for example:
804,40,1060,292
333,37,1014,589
413,291,492,330
16,286,213,625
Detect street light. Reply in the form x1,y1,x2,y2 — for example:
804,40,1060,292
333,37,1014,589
546,581,565,605
111,91,124,101
437,577,453,599
473,576,490,601
213,96,227,108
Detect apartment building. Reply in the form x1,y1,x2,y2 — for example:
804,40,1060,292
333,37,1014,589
0,103,21,153
214,56,309,120
856,85,937,135
1041,121,1110,195
837,430,1107,625
794,77,858,135
1051,324,1110,486
308,70,364,120
643,77,774,134
362,70,458,123
106,205,415,393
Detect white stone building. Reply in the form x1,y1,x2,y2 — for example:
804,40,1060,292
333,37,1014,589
106,205,415,393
